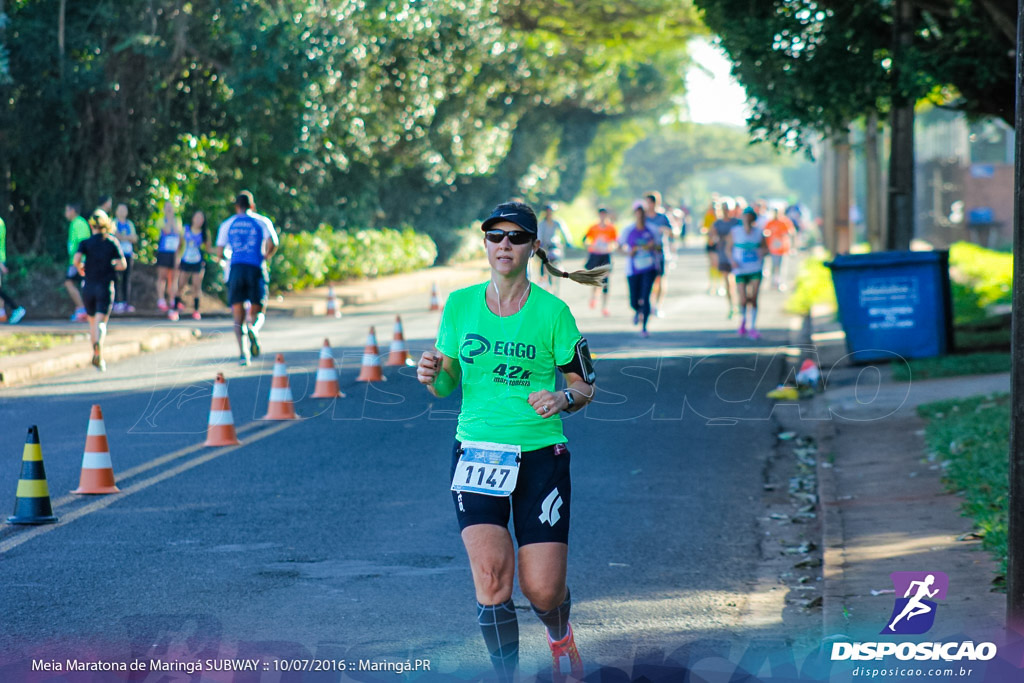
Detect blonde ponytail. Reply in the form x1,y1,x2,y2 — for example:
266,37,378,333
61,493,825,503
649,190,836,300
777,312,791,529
535,248,611,287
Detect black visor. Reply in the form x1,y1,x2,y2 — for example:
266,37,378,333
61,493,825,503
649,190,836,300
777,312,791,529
480,203,538,235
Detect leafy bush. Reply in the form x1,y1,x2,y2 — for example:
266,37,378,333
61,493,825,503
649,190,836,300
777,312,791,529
2,252,70,317
269,225,437,292
785,254,837,315
949,242,1012,324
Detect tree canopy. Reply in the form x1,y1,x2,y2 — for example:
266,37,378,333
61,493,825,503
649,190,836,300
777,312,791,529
694,0,1016,148
1,0,702,261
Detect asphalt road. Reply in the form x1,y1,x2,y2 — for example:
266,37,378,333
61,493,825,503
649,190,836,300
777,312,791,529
0,248,810,680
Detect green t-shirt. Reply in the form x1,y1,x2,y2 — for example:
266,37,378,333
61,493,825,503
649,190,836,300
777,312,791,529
68,216,91,265
436,281,583,451
0,216,6,263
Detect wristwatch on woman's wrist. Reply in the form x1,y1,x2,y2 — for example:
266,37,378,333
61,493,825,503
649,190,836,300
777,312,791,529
562,388,575,412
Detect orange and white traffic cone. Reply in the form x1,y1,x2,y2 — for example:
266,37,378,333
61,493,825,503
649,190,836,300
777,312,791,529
356,326,384,382
428,282,441,311
311,339,345,398
262,354,299,420
204,373,241,446
71,404,120,494
326,284,341,319
387,316,411,366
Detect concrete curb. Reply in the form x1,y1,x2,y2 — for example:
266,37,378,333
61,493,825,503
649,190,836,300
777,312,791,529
795,310,846,637
0,261,491,388
271,262,490,317
816,407,844,637
0,327,201,387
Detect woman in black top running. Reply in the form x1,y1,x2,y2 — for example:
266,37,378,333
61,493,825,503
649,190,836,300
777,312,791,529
73,210,126,371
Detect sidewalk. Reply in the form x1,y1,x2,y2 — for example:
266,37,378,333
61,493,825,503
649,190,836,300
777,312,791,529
0,260,489,388
804,310,1007,640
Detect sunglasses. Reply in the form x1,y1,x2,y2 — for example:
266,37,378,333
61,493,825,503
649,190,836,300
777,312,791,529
484,229,534,245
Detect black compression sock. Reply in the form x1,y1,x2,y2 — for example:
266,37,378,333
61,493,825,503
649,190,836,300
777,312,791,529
193,297,200,312
532,588,571,641
477,599,518,682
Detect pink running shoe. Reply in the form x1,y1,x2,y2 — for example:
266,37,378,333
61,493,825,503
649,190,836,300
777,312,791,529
157,298,168,311
191,311,202,321
167,310,179,322
547,623,583,683
748,329,762,340
738,321,747,337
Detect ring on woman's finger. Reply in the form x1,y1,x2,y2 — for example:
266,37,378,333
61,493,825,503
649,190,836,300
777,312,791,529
543,405,550,412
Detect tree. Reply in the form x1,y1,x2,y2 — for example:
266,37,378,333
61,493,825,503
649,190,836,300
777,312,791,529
593,122,794,207
3,0,703,263
694,0,1016,250
695,0,1016,148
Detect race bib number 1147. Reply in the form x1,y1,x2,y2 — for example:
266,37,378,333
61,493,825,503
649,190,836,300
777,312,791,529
451,441,521,497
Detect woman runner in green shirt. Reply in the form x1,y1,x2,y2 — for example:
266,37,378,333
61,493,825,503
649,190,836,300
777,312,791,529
417,201,605,683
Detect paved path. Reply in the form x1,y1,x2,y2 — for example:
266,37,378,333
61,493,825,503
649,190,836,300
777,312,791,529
0,248,811,681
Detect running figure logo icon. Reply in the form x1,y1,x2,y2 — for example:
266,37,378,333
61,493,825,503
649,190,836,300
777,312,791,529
882,571,949,635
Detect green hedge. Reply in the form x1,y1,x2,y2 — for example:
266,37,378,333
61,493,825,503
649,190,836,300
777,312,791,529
784,254,837,315
269,225,437,292
949,242,1012,325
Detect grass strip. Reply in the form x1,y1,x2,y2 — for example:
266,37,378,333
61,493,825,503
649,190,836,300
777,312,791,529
0,333,83,357
893,352,1010,381
918,393,1009,584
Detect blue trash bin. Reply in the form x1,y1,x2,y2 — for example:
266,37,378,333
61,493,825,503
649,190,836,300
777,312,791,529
825,250,954,363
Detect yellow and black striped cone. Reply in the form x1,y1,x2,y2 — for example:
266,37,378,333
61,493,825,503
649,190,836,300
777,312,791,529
7,425,58,525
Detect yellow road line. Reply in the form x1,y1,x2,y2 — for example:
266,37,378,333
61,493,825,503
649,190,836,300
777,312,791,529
49,421,264,509
0,421,294,555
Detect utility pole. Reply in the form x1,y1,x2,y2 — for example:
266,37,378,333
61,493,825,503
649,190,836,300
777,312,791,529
1007,0,1024,636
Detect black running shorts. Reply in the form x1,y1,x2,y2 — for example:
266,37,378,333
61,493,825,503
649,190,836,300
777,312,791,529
584,253,611,271
82,282,114,317
178,259,205,274
227,263,267,306
155,251,177,269
450,440,572,546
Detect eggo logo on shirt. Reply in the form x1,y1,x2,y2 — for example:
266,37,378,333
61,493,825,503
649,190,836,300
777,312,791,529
493,341,536,360
459,335,537,364
459,334,491,364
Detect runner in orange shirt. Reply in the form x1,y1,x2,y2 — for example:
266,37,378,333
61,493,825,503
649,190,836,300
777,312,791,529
582,207,618,316
763,208,795,291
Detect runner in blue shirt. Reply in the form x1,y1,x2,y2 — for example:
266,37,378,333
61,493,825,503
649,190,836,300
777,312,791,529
177,210,209,320
642,192,672,318
214,191,279,366
112,203,138,313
